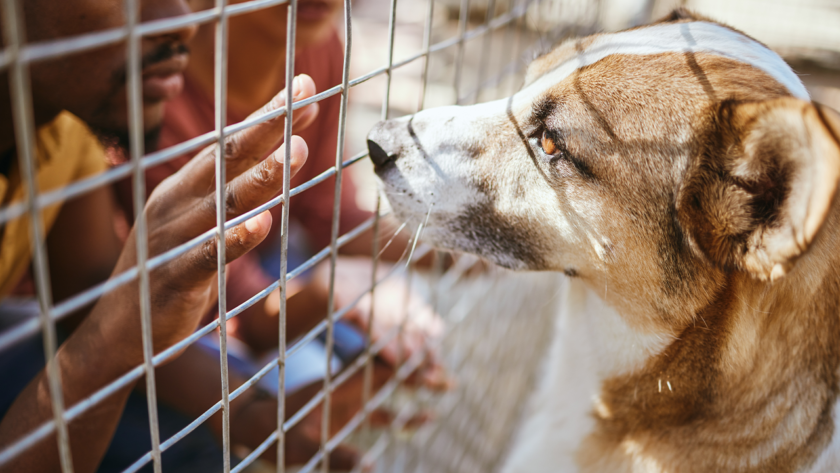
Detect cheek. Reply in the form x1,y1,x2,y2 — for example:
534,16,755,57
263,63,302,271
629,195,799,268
25,1,125,41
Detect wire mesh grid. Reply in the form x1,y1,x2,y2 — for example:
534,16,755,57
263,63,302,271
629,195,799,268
0,0,565,472
2,0,837,472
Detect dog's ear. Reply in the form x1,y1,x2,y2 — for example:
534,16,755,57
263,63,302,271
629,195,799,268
678,98,840,281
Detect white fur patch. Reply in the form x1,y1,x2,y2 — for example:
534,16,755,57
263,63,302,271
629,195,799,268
525,21,809,102
502,279,673,472
804,399,840,472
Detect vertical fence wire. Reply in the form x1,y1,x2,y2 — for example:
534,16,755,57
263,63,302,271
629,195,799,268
320,0,353,469
213,0,233,471
0,0,74,471
473,0,498,104
360,196,381,451
391,264,415,471
276,0,298,470
124,0,164,472
381,0,399,123
418,0,436,112
453,0,471,104
507,0,527,96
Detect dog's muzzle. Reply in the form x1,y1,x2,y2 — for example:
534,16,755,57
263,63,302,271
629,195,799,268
366,119,408,171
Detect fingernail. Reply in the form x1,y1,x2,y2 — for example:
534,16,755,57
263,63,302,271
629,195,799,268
292,76,303,99
276,136,307,165
245,213,265,233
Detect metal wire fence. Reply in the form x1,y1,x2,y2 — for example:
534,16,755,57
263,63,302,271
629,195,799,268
3,0,835,471
0,0,564,472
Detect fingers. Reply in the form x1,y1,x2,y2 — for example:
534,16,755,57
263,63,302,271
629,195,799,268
181,210,273,280
369,327,453,392
183,135,308,232
223,74,319,177
221,135,308,220
177,74,318,193
284,360,436,469
368,408,433,430
418,362,457,392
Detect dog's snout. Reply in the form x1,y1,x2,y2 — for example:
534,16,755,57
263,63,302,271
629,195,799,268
367,120,406,170
367,139,394,169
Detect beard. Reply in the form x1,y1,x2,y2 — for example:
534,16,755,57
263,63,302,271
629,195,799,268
91,125,162,165
89,41,188,161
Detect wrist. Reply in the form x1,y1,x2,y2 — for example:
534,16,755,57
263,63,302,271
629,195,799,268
58,298,144,398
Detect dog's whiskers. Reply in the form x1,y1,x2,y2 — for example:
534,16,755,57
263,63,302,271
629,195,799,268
405,205,434,269
405,223,424,269
376,221,408,260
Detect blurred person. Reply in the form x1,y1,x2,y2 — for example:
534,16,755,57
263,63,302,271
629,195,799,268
0,1,438,472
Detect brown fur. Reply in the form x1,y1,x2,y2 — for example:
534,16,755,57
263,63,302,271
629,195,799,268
523,38,840,473
523,52,793,332
538,47,840,473
370,10,840,471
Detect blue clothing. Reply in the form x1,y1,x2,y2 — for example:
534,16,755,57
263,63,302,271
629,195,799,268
0,315,224,473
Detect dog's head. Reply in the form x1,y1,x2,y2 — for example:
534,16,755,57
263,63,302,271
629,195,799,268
368,10,840,327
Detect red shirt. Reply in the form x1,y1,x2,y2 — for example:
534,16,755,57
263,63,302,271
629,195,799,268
112,29,370,317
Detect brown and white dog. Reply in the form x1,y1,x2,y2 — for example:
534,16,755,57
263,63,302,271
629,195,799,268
366,8,840,473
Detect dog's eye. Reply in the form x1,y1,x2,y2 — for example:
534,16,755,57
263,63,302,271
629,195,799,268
540,130,561,156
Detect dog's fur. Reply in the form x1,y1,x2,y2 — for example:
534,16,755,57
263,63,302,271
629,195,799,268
367,9,840,473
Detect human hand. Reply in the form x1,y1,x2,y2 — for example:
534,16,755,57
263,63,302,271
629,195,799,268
313,257,449,389
93,74,320,367
283,360,430,470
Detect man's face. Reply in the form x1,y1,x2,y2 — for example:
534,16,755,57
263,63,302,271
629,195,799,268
23,0,196,144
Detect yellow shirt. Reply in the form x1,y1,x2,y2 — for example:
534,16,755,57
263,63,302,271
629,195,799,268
0,111,108,298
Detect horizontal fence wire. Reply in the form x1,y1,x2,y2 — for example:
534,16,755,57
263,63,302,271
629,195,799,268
0,0,542,469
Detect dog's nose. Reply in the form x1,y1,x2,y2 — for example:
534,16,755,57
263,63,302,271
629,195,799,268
367,139,394,168
367,119,406,170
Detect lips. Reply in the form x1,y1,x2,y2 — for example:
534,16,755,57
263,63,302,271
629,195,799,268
141,53,188,103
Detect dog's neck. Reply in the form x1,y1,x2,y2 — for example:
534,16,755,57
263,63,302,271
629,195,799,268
576,194,840,472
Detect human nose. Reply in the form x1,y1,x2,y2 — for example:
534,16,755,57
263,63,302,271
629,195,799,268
140,0,198,44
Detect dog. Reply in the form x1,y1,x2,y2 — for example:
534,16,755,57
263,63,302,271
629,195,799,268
366,8,840,473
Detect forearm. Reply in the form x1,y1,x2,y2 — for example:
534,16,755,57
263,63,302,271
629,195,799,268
0,313,138,473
